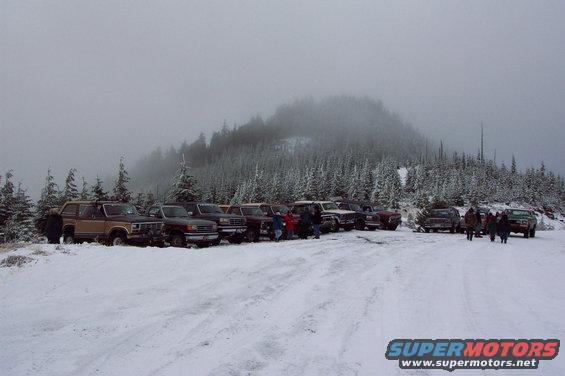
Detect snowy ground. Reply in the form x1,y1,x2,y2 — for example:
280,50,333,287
1,229,564,376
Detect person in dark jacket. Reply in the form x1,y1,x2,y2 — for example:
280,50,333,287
298,208,312,239
272,211,284,242
464,208,477,241
474,209,483,238
498,214,511,244
486,213,497,242
45,208,63,244
312,206,322,239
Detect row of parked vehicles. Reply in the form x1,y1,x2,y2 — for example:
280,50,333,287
421,207,538,238
58,200,402,247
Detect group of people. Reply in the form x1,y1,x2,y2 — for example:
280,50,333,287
272,206,323,241
463,208,511,243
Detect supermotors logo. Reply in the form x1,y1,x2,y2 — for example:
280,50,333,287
385,339,560,372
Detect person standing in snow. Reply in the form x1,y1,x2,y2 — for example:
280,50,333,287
498,213,511,244
272,211,284,242
284,212,295,240
45,208,63,244
474,209,483,238
486,213,497,242
464,208,477,241
312,206,322,239
298,208,312,239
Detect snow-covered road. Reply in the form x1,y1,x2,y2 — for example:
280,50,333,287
1,229,564,375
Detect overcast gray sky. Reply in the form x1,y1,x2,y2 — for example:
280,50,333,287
2,0,564,197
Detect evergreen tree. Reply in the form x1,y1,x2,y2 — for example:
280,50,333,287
113,156,132,202
79,177,90,200
4,183,35,242
60,168,79,204
169,157,199,202
91,176,109,201
0,171,15,228
34,169,59,234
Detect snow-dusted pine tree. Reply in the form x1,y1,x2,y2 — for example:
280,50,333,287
34,169,59,234
113,156,132,202
60,168,79,204
91,176,109,201
168,157,199,202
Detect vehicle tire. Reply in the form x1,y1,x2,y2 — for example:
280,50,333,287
524,230,529,238
109,231,127,246
388,224,398,231
331,219,340,233
367,226,377,231
170,233,186,248
530,227,536,238
433,229,438,233
424,227,430,233
228,234,243,244
355,220,365,231
246,228,259,243
321,227,330,234
195,242,210,248
212,238,222,246
63,233,75,244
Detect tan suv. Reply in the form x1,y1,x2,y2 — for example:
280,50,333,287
60,201,164,246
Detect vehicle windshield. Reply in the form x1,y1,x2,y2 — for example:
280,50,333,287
162,206,189,218
372,207,385,212
431,209,451,218
241,207,264,216
272,205,289,215
104,203,138,216
507,209,529,217
349,203,361,211
321,203,338,211
198,204,223,214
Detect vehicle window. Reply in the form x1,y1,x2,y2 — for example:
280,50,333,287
362,205,372,212
198,204,224,214
79,205,102,219
373,207,385,212
349,203,361,211
104,203,138,216
507,209,529,217
272,205,289,215
431,210,451,218
242,207,264,216
338,203,349,210
260,205,274,216
148,207,161,217
229,207,242,215
62,204,78,216
185,204,198,214
321,203,338,211
162,206,188,218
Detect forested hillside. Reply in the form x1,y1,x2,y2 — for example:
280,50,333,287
128,96,564,211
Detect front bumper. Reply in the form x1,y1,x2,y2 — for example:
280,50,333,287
129,233,164,243
424,222,450,229
510,224,529,233
218,226,247,236
186,232,220,242
338,218,355,226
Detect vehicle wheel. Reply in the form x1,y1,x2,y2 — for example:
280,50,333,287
344,225,354,231
388,224,398,231
433,229,438,233
212,238,222,246
321,227,330,234
524,230,529,238
331,219,340,233
109,232,127,246
355,220,365,231
246,229,259,243
170,233,186,248
63,233,75,244
367,226,377,231
195,242,210,248
424,227,430,233
228,235,243,244
530,227,536,238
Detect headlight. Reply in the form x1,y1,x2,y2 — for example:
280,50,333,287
186,224,193,232
132,223,140,231
219,218,229,225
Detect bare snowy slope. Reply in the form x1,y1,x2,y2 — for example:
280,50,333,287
1,230,564,375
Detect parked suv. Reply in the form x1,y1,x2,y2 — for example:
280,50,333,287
60,201,164,246
293,201,356,232
226,204,274,242
169,202,247,244
336,201,381,230
367,205,402,230
147,204,219,247
503,208,538,238
422,207,460,233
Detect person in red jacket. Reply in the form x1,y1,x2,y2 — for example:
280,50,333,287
284,212,295,240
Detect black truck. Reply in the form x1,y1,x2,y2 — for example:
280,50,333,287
167,202,247,244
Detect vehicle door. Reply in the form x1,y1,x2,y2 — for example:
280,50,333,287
75,204,106,240
185,203,198,216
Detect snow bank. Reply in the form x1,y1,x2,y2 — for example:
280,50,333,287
1,230,564,375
